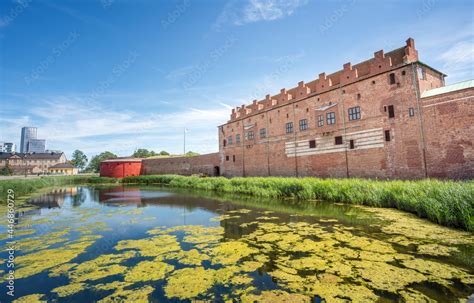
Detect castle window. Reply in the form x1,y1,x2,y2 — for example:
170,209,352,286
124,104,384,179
402,70,406,76
335,136,343,145
223,139,226,147
233,155,236,162
357,93,361,100
306,108,309,112
349,140,355,149
299,119,308,131
285,122,294,134
327,112,336,125
372,80,376,85
245,131,254,140
389,73,396,85
348,106,361,121
388,105,395,118
408,107,415,117
227,136,233,145
260,128,267,138
417,66,426,80
226,155,229,161
317,115,324,127
309,140,316,148
385,130,391,142
235,134,241,143
286,113,289,118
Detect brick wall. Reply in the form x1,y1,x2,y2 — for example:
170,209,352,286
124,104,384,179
422,88,474,179
142,153,220,176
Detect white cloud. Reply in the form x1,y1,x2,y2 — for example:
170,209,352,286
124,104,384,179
213,0,308,30
165,65,196,80
438,39,474,81
0,97,229,159
240,0,307,24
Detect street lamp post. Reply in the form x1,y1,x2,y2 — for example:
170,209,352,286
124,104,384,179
183,128,188,156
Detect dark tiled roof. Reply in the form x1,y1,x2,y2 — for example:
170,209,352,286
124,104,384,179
49,163,75,169
0,152,64,160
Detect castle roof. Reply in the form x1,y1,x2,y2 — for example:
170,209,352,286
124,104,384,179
421,79,474,98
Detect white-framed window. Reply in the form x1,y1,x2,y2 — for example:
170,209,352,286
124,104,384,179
348,106,361,121
326,112,336,125
299,119,308,131
317,115,324,127
245,131,254,140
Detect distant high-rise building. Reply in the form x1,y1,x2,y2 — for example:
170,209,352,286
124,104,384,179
20,127,37,153
27,139,46,153
1,142,16,153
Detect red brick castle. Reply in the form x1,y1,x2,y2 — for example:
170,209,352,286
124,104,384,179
218,38,473,179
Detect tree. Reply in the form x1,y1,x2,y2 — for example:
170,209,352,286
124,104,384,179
159,150,170,156
70,150,88,170
85,151,117,173
0,164,13,176
132,148,157,158
185,151,200,157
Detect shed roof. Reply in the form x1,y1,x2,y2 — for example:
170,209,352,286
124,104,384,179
101,157,142,163
421,79,474,98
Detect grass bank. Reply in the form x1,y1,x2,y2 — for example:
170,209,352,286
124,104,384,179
0,176,119,204
123,175,474,231
1,174,472,231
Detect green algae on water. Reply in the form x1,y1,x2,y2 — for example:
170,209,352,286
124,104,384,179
12,294,47,303
124,260,174,282
164,267,215,300
52,283,86,297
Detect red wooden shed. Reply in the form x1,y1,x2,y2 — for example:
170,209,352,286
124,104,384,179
99,158,142,178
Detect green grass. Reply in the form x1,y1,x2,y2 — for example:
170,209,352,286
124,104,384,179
122,175,474,231
1,174,472,231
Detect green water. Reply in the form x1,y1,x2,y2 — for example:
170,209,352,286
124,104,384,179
1,185,473,302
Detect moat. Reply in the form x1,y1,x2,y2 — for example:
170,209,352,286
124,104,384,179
1,186,473,302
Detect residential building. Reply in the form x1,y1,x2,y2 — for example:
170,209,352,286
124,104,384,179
48,163,78,175
0,142,16,153
0,152,67,175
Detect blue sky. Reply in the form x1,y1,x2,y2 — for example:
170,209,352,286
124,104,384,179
0,0,473,160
